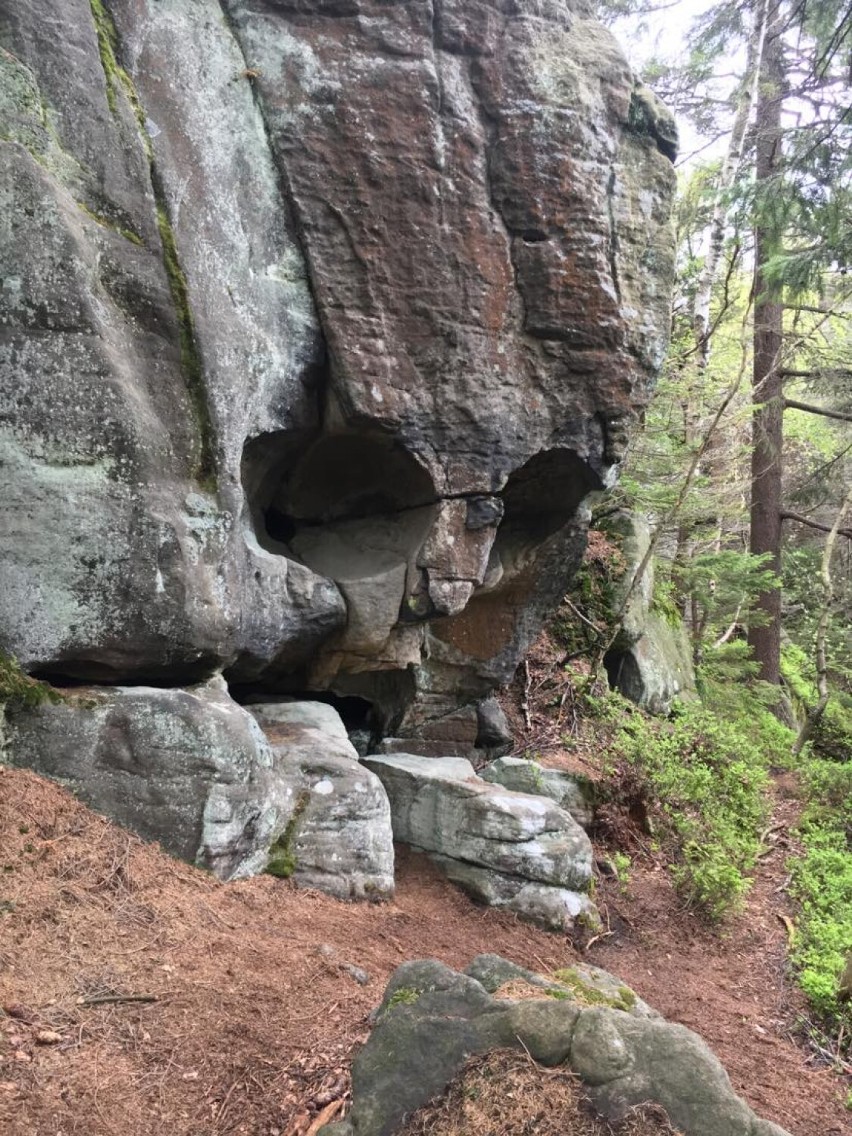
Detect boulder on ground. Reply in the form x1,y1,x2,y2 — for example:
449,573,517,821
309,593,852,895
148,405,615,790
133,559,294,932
326,956,792,1136
481,755,594,828
362,754,594,928
6,686,394,896
249,701,394,899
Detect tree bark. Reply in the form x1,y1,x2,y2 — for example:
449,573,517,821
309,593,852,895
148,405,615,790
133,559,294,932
748,0,785,687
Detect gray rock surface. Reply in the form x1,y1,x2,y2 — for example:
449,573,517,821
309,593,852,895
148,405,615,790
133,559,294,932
435,859,600,933
602,512,697,713
249,701,394,899
5,677,281,878
481,754,594,828
6,687,393,895
362,753,594,927
330,957,792,1136
1,0,675,740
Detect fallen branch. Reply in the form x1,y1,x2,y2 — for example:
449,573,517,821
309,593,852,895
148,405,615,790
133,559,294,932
78,994,159,1007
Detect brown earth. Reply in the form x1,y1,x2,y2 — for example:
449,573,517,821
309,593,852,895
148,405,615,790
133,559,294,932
0,763,850,1136
398,1049,682,1136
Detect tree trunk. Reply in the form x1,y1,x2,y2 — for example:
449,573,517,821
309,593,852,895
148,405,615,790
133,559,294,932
748,0,785,687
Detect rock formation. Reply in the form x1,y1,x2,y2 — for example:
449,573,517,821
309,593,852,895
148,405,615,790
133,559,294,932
364,753,597,929
6,686,395,895
1,0,675,740
324,956,791,1136
1,0,676,892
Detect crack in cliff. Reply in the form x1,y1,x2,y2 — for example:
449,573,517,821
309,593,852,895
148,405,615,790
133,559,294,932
606,164,623,305
216,0,337,436
465,58,530,340
87,0,217,489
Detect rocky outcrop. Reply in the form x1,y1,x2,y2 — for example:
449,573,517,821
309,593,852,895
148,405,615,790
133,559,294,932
363,754,595,929
602,513,696,713
248,700,394,898
5,686,394,895
323,956,792,1136
1,0,676,744
481,754,594,827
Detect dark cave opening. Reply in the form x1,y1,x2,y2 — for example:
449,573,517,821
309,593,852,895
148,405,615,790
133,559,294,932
493,447,602,563
230,668,417,754
240,431,438,581
603,648,642,702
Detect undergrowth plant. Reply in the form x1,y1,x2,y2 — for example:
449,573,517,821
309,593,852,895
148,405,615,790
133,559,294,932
603,696,784,920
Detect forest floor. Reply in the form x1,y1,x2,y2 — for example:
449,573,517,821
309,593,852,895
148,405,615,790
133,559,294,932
1,759,850,1136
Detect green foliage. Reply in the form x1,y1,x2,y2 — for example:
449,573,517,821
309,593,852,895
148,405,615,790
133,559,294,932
385,987,420,1011
0,653,62,712
612,703,774,919
551,529,625,660
782,643,852,761
788,757,852,1038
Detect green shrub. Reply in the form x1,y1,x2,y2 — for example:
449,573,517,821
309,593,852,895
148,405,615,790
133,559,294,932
782,643,852,761
611,704,772,919
788,757,852,1038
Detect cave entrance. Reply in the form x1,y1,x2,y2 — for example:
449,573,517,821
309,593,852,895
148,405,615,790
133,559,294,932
231,669,417,754
241,431,438,581
603,648,642,702
489,446,602,576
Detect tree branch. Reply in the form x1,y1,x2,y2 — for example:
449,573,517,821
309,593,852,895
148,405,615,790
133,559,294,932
783,398,852,423
781,511,852,539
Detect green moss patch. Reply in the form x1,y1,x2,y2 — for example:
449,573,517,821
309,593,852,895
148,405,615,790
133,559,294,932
266,792,310,879
551,968,636,1012
0,653,63,712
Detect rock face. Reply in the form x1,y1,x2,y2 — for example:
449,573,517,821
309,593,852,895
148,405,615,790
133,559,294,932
5,685,394,895
363,753,595,929
602,513,697,714
0,0,676,744
326,956,792,1136
481,754,594,827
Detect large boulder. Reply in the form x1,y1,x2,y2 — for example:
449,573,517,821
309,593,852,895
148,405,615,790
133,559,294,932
363,754,594,929
481,754,595,828
326,956,792,1136
0,0,676,739
5,685,394,896
602,513,697,713
248,701,394,899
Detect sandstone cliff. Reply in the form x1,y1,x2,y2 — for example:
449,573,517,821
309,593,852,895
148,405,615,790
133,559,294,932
1,0,675,742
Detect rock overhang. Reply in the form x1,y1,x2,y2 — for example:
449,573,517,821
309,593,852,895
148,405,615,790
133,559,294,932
1,0,676,736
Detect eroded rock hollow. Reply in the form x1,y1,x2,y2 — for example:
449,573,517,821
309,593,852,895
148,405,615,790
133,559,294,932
1,0,676,889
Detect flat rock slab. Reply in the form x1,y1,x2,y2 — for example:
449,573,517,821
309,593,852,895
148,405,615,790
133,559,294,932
329,957,792,1136
481,755,595,828
362,753,594,925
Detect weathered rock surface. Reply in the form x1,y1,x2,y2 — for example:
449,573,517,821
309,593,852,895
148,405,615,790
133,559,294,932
248,701,394,898
602,512,697,713
363,753,594,928
1,0,676,739
5,686,393,895
4,678,281,877
326,956,792,1136
481,754,594,827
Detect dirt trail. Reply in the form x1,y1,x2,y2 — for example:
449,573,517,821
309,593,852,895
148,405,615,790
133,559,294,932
591,774,850,1135
0,765,849,1135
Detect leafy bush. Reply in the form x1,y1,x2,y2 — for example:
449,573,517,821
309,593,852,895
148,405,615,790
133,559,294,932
611,703,773,919
788,758,852,1036
782,643,852,761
